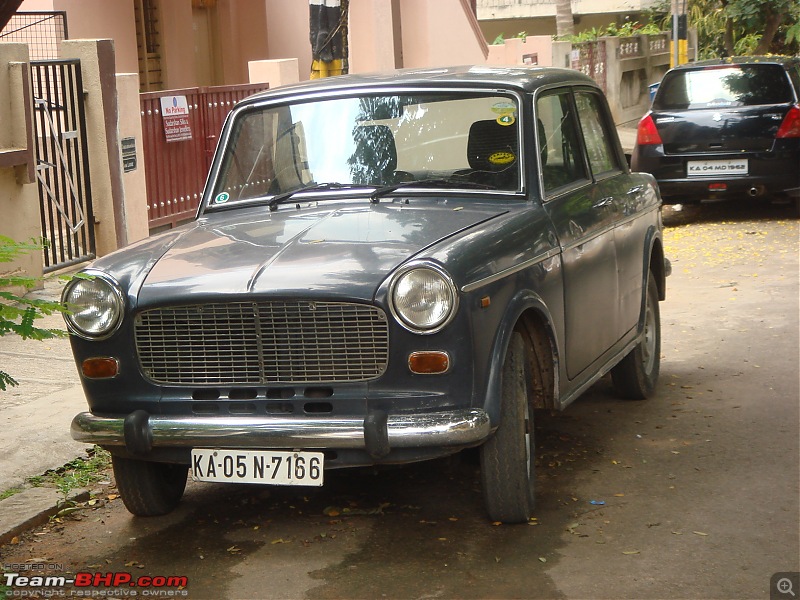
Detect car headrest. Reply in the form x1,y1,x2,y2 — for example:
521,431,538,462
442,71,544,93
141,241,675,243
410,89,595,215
467,119,518,172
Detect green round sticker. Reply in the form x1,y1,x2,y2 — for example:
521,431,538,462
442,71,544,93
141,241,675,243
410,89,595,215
215,192,230,204
497,114,516,126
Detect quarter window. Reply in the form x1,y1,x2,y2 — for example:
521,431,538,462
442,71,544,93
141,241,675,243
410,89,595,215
575,92,619,177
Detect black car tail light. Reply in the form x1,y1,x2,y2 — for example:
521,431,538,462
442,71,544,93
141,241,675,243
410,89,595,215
776,106,800,138
636,114,663,145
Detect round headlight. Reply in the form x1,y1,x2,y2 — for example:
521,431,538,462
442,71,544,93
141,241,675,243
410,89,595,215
390,265,458,333
62,272,124,339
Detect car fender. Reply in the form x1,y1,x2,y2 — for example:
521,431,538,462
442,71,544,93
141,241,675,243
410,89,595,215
643,224,666,306
481,288,560,427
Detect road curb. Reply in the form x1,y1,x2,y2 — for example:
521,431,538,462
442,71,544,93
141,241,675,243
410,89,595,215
0,487,89,546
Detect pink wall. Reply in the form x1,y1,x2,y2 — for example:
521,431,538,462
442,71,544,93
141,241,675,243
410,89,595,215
216,0,270,85
157,1,195,89
19,0,140,74
399,0,487,68
19,0,490,88
264,0,311,80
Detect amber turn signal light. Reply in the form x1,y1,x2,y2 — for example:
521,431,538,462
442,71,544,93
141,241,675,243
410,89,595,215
408,351,450,374
82,357,119,379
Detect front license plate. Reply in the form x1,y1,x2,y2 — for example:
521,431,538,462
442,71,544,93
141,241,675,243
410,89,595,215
191,449,324,486
687,159,748,177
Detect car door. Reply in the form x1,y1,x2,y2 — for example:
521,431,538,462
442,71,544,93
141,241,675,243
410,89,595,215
573,89,645,335
536,88,620,380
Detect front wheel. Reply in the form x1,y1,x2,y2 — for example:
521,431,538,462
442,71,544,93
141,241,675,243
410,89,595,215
112,455,188,517
612,271,661,399
480,332,535,523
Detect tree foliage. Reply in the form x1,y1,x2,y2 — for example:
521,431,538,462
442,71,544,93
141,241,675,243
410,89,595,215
649,0,800,58
0,236,66,391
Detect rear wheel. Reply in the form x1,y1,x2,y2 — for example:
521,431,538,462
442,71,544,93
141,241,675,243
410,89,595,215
112,455,188,516
612,272,661,399
480,331,535,523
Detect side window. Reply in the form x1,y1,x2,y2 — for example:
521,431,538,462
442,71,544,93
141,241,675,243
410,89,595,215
575,91,620,177
535,92,589,195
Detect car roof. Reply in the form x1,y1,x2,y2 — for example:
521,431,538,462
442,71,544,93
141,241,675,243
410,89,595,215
239,65,599,105
671,55,800,70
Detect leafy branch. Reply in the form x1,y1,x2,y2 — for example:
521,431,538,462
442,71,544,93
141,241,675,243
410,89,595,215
0,235,68,391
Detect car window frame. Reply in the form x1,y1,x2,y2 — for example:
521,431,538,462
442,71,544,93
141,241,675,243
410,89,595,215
532,86,593,203
199,86,530,216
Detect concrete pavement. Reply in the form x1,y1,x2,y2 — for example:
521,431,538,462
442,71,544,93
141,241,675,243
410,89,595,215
0,275,90,543
617,125,637,155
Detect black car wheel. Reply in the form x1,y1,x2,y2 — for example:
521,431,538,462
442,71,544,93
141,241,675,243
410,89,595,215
480,331,535,523
112,455,188,516
612,272,661,399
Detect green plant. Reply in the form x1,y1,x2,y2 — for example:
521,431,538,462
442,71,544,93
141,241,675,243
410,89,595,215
50,446,112,502
733,33,761,55
606,21,662,37
688,0,800,58
0,447,111,515
492,31,529,45
0,486,21,501
0,235,67,391
559,21,664,43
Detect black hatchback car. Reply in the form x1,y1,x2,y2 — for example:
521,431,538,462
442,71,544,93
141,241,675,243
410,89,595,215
63,66,667,524
632,56,800,205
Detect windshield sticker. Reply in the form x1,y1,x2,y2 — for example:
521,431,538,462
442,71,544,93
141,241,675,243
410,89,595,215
489,151,516,165
496,114,516,126
491,101,516,115
214,192,230,204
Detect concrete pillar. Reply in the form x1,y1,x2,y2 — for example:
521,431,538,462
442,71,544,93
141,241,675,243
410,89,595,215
349,0,398,73
603,37,622,124
551,41,572,69
248,58,300,88
115,73,149,244
0,43,42,283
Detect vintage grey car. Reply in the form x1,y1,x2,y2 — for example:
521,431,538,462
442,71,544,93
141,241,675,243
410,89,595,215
63,66,668,523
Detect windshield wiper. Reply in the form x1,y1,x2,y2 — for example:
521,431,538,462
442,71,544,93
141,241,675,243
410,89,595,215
267,182,374,211
369,178,497,202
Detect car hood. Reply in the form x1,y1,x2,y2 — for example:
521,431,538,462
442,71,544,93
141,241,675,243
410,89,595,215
137,202,506,305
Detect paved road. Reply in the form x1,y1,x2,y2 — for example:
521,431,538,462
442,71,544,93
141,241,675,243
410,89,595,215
1,200,797,599
0,278,91,491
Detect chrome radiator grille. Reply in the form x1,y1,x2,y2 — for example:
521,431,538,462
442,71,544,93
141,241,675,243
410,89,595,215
135,301,389,385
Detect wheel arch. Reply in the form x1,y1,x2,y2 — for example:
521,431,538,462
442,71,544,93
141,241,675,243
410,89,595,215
482,291,559,426
648,232,667,302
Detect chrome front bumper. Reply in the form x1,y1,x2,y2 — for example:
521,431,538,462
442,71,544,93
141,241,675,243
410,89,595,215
71,408,491,459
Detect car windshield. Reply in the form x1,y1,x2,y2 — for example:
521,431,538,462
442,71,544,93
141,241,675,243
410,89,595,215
655,64,793,110
207,92,521,207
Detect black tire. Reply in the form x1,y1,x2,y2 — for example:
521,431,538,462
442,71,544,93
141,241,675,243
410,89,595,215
480,331,535,523
612,271,661,399
112,455,188,517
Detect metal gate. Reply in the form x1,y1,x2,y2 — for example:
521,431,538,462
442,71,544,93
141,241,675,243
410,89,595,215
140,83,269,230
30,59,95,273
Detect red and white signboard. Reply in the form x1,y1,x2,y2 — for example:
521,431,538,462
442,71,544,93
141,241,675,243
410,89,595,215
160,95,193,143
